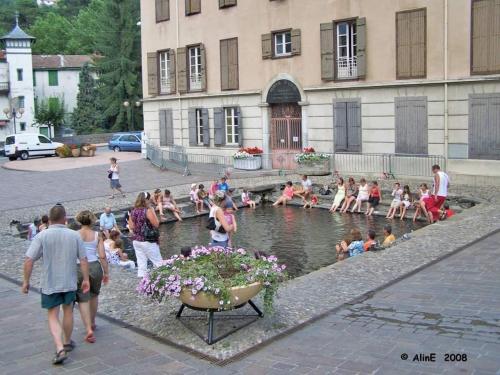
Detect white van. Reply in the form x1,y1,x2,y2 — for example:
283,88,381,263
4,133,63,161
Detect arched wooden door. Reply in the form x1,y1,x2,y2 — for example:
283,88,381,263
270,103,302,169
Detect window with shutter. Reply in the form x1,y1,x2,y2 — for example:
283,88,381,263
158,50,171,94
219,0,236,9
147,52,158,96
188,45,202,91
159,109,174,147
185,0,201,16
395,97,428,155
396,8,426,79
471,0,500,75
333,99,362,152
225,107,240,145
469,94,500,160
214,108,226,146
220,38,239,90
320,23,335,81
291,29,301,56
273,30,292,57
167,49,176,94
155,0,169,22
261,33,272,59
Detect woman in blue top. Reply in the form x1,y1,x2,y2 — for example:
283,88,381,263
335,228,364,260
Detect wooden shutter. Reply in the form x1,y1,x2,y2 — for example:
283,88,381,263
147,52,158,96
356,17,366,79
236,106,243,146
188,108,197,146
202,108,210,146
320,23,335,81
200,43,207,91
396,9,426,79
262,33,272,59
167,49,176,94
291,29,301,55
333,101,348,151
155,0,169,22
489,0,500,72
347,100,362,152
219,0,236,8
166,108,174,146
159,110,167,146
469,94,500,159
186,0,200,15
214,107,226,146
177,47,187,93
220,38,238,90
472,0,500,74
395,97,428,154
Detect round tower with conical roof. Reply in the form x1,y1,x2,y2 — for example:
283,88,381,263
0,13,36,133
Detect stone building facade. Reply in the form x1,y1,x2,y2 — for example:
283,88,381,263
140,0,500,177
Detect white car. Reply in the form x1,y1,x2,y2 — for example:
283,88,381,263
4,133,63,161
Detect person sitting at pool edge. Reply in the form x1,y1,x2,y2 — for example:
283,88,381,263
364,229,377,251
382,224,396,247
99,207,120,239
296,175,313,201
336,228,364,260
273,181,295,207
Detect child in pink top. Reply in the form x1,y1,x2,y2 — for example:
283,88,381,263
273,181,295,207
223,202,237,247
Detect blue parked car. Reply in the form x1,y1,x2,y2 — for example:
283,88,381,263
108,132,142,152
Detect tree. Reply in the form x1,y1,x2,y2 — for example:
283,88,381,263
35,97,66,131
55,0,91,18
67,0,104,54
72,63,104,134
29,12,75,54
94,0,142,131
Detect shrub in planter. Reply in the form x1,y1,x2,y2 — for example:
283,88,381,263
137,246,287,313
233,147,264,170
70,144,81,157
295,147,330,164
56,144,72,158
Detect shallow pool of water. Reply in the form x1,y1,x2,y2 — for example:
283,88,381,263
158,205,426,278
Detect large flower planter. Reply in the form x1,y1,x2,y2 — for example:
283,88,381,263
71,149,81,157
297,159,331,175
80,149,95,157
233,156,262,170
179,282,262,310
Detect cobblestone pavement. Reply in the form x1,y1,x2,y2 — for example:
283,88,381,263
1,231,499,374
0,158,202,211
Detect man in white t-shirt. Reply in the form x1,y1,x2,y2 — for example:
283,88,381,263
426,164,450,223
296,175,313,201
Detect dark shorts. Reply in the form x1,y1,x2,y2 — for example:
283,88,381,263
41,291,76,309
77,261,103,302
368,197,380,207
110,179,122,189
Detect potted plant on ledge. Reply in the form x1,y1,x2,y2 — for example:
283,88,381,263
137,246,286,314
233,147,263,170
295,147,331,175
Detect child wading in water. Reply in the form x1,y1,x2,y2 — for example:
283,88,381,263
241,189,256,209
386,182,403,219
223,202,237,247
303,194,319,209
366,181,381,216
398,185,412,220
190,183,203,213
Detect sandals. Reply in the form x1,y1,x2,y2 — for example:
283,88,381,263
63,340,75,352
52,349,67,365
84,332,96,344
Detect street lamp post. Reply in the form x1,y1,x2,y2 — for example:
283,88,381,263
123,100,141,131
3,103,25,134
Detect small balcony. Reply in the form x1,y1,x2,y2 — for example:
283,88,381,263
0,82,9,93
160,78,171,94
337,56,358,79
189,73,202,91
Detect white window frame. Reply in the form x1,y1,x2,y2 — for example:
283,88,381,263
274,31,292,57
225,107,239,145
336,21,357,79
196,108,204,145
159,51,170,93
189,45,202,91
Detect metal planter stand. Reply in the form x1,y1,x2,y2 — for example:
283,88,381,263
176,300,264,345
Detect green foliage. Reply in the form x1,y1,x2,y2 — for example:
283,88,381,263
29,13,75,54
94,0,142,131
72,63,105,134
54,0,91,18
35,97,66,129
67,0,104,54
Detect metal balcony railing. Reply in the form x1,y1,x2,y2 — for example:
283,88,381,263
160,78,171,94
337,56,358,79
189,73,202,91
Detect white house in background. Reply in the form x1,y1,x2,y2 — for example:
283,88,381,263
0,19,37,140
32,54,93,125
